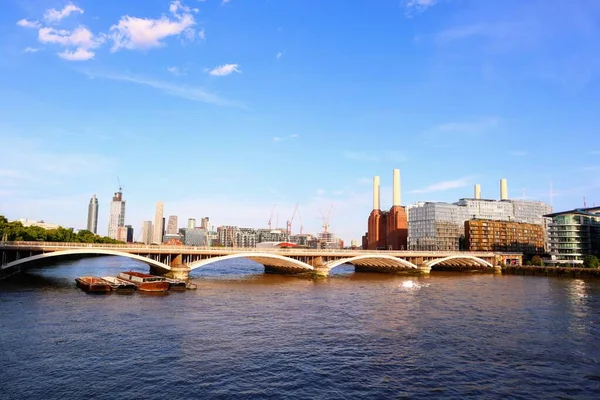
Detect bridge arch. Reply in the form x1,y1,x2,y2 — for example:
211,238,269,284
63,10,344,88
426,255,493,269
325,255,418,271
1,249,172,271
188,253,314,273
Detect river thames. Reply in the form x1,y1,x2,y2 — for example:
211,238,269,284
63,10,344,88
1,256,599,399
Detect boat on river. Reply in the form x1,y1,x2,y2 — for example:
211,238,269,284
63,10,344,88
163,278,187,291
118,271,170,293
75,276,112,293
102,276,137,294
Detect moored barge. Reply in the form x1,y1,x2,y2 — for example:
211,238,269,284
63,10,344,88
119,271,170,293
75,276,112,293
102,276,137,294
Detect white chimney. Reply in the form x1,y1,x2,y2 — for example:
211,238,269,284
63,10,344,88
474,184,481,199
500,178,508,200
373,176,381,210
393,169,401,206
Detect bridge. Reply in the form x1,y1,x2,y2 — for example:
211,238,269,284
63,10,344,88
0,241,522,280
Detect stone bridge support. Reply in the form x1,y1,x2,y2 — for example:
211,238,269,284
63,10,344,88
307,256,329,278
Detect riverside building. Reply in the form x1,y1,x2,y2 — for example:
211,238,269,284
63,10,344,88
108,190,125,240
407,180,552,251
545,207,600,265
87,194,98,234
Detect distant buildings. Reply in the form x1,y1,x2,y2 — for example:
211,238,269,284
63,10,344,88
187,218,196,229
108,190,125,240
545,207,600,265
364,169,408,250
201,217,210,230
166,215,178,235
407,180,552,252
18,218,61,230
153,201,164,244
141,221,153,244
125,225,134,243
87,194,98,234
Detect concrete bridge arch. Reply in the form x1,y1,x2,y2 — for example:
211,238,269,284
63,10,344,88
325,255,418,271
425,255,493,269
188,253,314,274
1,249,173,272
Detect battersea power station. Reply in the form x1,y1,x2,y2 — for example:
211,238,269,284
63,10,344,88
362,169,408,250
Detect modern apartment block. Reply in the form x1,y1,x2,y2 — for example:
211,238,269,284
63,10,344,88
153,201,164,244
408,180,552,251
545,207,600,265
87,194,98,234
465,219,545,253
108,190,125,240
407,202,469,251
141,221,153,244
216,226,290,247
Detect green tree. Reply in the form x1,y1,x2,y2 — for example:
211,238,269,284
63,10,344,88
583,255,600,269
531,255,543,266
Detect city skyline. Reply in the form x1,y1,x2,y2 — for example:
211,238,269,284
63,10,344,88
1,0,599,243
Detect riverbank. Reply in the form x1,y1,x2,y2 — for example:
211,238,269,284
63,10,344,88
503,265,600,278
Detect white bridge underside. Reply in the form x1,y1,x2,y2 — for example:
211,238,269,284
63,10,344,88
2,249,494,273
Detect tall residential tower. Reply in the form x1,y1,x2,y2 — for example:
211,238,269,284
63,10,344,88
153,201,165,244
87,194,99,234
108,190,126,240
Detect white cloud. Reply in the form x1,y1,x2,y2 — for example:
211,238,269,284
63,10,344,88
167,66,186,76
109,1,196,51
222,0,232,4
38,26,103,61
276,51,282,59
44,3,84,23
411,176,473,194
198,28,206,40
23,47,40,53
83,71,245,107
17,19,41,29
208,63,241,76
273,134,299,142
58,48,95,61
402,0,438,15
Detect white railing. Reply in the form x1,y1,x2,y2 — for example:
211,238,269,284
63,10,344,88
0,241,519,256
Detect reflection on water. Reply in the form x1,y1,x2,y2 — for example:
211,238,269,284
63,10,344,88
1,255,600,399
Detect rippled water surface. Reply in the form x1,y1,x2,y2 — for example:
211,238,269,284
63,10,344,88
1,256,600,399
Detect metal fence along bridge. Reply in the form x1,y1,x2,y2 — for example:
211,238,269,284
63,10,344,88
0,241,522,280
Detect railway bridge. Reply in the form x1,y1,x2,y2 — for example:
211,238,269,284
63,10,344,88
0,241,522,280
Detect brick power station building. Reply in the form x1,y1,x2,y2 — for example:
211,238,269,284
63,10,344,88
362,169,408,250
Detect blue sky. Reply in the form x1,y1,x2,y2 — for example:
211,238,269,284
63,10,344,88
1,0,599,242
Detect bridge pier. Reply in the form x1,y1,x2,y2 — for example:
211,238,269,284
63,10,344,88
416,264,431,275
149,265,190,281
308,256,329,278
494,265,502,274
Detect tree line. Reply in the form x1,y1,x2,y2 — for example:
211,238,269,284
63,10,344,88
0,215,123,244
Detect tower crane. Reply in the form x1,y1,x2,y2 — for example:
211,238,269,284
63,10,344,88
287,203,299,236
320,204,333,233
267,205,276,230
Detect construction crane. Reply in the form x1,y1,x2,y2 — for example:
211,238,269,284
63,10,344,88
320,204,333,233
286,203,299,236
117,175,123,192
267,205,276,230
297,208,304,235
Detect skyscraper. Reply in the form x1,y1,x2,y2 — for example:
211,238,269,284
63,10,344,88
87,194,99,234
187,218,196,229
108,190,126,240
166,215,178,235
141,221,153,244
153,201,164,244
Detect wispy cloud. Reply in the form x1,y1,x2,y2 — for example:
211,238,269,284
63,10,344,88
44,3,84,23
23,47,40,53
109,1,197,52
402,0,439,16
83,71,245,107
17,19,40,29
276,51,283,59
208,63,241,76
273,134,298,142
343,150,407,163
167,66,186,76
411,176,473,194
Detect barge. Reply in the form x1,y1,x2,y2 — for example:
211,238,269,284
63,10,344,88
118,271,170,293
75,276,112,293
102,276,137,294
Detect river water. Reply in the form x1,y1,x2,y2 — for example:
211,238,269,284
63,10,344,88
1,256,599,399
